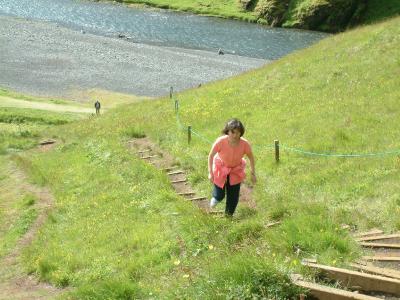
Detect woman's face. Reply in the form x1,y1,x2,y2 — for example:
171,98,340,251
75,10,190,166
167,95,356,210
228,129,241,143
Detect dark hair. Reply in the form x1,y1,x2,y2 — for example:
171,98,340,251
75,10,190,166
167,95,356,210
222,118,245,137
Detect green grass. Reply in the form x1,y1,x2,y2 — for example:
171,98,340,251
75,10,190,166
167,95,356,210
0,106,88,265
2,16,400,299
123,0,258,21
17,119,304,298
0,107,83,154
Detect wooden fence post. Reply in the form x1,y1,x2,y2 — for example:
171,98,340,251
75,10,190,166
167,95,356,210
188,126,192,144
274,140,280,162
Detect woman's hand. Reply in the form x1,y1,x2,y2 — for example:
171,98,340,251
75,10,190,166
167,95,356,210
208,172,214,183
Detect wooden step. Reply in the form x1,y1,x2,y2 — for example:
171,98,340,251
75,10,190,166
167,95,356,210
208,210,224,214
292,276,380,300
356,233,400,242
364,252,400,257
167,170,184,175
353,229,384,238
264,221,281,228
341,224,351,230
359,242,400,249
302,261,400,296
162,166,179,171
188,196,207,201
39,139,56,145
350,263,400,280
141,155,158,159
362,256,400,261
178,192,195,196
137,149,151,153
171,179,187,184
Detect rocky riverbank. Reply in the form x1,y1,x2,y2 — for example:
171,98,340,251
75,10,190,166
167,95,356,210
0,15,266,101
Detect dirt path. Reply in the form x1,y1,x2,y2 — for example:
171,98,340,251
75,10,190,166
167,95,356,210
0,96,93,114
0,157,63,300
127,137,257,214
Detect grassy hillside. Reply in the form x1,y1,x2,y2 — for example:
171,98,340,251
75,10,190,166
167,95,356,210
121,15,400,231
2,16,400,299
0,108,83,155
119,0,400,32
0,101,89,254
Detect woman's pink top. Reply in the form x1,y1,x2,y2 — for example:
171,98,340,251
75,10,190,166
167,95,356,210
211,135,252,188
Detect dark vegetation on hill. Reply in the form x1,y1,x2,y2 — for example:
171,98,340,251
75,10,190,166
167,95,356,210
241,0,365,32
243,0,400,32
119,0,400,32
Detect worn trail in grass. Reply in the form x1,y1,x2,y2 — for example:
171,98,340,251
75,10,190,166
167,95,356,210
0,156,63,300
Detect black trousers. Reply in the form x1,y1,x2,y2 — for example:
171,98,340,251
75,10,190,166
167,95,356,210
212,176,241,216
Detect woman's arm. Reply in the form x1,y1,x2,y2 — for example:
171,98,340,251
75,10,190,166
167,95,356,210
247,150,257,184
208,148,217,183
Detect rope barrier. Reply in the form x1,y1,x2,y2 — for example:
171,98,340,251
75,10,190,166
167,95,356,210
190,128,214,144
172,98,400,158
280,145,400,158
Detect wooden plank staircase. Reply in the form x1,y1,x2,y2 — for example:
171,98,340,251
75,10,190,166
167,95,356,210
128,139,224,214
294,229,400,299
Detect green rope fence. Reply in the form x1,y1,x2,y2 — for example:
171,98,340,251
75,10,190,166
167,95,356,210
278,145,400,158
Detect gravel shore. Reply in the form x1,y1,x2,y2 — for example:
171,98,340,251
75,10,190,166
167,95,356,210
0,15,267,100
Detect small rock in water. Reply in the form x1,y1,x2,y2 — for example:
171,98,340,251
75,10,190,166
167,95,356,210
218,48,224,55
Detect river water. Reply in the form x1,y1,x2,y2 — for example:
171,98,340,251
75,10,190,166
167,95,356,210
0,0,327,60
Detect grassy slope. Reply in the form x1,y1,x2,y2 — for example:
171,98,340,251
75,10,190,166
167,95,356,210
18,110,304,298
0,108,88,291
13,16,400,299
0,105,91,256
128,15,400,230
